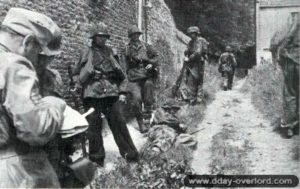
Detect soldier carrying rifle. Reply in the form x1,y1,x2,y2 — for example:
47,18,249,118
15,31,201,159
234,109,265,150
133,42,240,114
173,26,209,105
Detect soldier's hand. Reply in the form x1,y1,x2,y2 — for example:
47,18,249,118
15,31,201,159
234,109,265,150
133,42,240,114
145,64,153,70
70,86,78,93
184,57,189,62
119,94,127,103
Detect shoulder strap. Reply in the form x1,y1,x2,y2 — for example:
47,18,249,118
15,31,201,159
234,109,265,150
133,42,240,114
0,89,3,104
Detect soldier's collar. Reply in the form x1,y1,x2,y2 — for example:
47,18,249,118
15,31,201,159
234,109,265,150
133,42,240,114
92,44,107,51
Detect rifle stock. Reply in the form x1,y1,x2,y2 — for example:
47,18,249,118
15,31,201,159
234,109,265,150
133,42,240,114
173,60,188,95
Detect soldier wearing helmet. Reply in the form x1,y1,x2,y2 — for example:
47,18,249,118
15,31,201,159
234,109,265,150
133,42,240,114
176,26,209,104
72,22,139,166
124,25,159,123
218,45,237,90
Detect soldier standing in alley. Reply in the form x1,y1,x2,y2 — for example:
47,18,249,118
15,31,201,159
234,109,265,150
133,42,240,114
72,22,139,166
271,12,300,138
0,8,65,188
124,25,159,115
173,26,209,104
218,45,237,90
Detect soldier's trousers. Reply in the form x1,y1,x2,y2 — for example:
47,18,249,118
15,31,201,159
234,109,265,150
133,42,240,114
222,71,235,90
280,57,299,131
127,78,155,109
185,69,204,102
83,97,139,164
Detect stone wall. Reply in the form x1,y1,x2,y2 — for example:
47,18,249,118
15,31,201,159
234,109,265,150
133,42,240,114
0,0,188,106
147,0,189,94
0,0,138,102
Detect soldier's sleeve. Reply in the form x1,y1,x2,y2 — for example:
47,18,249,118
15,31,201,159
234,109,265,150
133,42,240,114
2,58,66,146
189,40,203,61
44,68,65,98
146,43,159,67
109,52,126,82
72,49,90,85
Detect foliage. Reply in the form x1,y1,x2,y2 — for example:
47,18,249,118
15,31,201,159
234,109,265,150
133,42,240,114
241,63,284,127
95,145,193,189
165,0,255,53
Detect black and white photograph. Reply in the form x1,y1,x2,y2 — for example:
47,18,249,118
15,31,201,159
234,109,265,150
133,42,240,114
0,0,299,188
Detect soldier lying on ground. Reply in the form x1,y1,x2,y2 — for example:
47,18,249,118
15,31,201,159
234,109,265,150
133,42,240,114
151,99,186,133
148,99,197,153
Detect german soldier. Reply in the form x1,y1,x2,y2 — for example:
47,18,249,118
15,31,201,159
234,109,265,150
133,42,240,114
218,45,237,90
271,12,299,138
125,25,159,114
0,8,65,188
72,23,139,166
177,26,209,104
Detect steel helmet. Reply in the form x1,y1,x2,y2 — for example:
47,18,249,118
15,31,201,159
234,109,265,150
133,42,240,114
128,25,142,38
187,26,200,35
225,45,232,52
89,22,110,38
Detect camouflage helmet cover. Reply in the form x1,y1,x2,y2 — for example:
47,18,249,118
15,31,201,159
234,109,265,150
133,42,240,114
128,25,142,37
89,22,110,38
187,26,200,35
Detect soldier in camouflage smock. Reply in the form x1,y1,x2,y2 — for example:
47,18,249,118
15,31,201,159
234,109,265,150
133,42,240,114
72,23,139,166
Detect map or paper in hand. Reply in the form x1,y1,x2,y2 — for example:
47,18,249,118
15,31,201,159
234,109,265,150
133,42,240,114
60,105,90,138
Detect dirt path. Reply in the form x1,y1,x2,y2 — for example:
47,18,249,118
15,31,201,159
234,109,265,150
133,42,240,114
192,79,299,177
